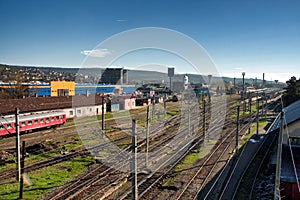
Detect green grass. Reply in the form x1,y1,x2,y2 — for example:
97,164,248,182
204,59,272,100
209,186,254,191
163,140,217,186
176,140,217,171
0,135,84,173
106,131,126,141
62,140,83,152
97,112,115,120
0,156,95,200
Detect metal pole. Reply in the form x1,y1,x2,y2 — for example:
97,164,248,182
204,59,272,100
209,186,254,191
265,97,268,120
152,95,155,122
256,99,259,134
15,108,21,182
249,97,252,113
131,120,138,200
163,95,166,119
102,96,105,130
274,111,284,200
188,98,191,135
19,141,25,199
203,100,206,140
236,106,240,152
145,106,149,167
242,72,245,100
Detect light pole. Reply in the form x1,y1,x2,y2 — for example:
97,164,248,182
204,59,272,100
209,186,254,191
242,72,245,100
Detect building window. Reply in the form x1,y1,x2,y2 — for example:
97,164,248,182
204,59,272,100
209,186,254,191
69,110,74,116
77,109,81,114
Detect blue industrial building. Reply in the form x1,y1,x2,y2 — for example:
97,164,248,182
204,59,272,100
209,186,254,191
0,82,136,97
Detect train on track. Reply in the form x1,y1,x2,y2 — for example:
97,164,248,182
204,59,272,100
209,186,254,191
0,111,66,137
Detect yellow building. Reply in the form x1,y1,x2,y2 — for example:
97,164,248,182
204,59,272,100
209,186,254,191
50,81,75,96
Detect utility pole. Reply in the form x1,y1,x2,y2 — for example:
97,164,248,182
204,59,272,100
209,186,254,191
236,106,240,152
131,120,138,200
242,72,245,101
249,97,252,113
256,99,259,134
248,97,252,135
163,95,166,119
15,108,21,182
203,100,206,140
188,97,191,135
274,111,284,200
145,106,149,167
152,95,155,122
19,141,25,199
265,97,268,120
102,95,105,130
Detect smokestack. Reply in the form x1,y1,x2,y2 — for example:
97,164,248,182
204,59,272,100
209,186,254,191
208,75,212,86
233,77,236,87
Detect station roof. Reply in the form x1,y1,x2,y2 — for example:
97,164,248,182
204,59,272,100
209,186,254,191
267,100,300,133
0,95,105,115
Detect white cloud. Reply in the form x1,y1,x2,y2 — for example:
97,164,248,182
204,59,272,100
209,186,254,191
116,19,127,22
80,49,112,58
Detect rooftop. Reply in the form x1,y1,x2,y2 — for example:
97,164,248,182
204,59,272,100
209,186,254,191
267,100,300,133
0,95,105,115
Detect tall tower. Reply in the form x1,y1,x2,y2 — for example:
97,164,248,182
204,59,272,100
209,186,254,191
183,75,189,90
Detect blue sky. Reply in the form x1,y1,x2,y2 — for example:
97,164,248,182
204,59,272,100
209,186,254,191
0,0,299,82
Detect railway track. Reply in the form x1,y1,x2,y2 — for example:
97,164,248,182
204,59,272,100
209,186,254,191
125,103,256,199
76,102,202,199
233,131,277,199
0,134,130,183
0,104,180,178
41,103,194,200
112,99,239,199
202,102,276,199
41,94,239,199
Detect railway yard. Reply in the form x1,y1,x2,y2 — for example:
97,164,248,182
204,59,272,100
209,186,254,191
0,92,282,199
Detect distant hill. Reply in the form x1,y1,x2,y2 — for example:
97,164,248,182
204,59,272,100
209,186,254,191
0,63,278,85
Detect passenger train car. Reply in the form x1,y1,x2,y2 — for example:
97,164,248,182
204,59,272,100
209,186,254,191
0,111,66,137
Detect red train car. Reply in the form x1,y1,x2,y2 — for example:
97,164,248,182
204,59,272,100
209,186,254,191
0,111,66,137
